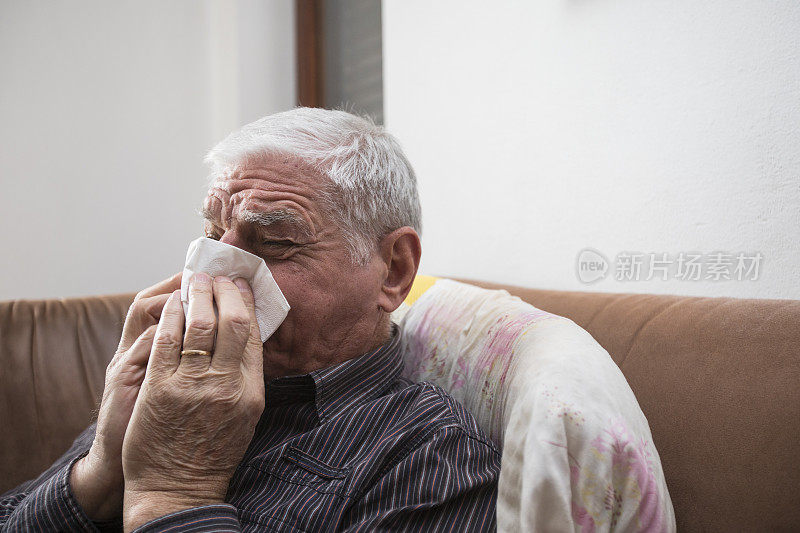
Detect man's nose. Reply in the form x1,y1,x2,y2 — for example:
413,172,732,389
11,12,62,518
218,230,248,251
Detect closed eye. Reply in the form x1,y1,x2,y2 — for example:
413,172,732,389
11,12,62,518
263,240,296,247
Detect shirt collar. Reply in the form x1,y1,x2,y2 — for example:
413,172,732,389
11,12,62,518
264,323,404,423
264,373,316,406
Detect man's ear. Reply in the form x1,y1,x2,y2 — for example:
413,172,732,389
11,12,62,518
376,226,421,313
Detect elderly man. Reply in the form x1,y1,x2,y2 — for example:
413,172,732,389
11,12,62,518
0,108,500,532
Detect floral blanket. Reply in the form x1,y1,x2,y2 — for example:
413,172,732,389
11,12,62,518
392,277,676,532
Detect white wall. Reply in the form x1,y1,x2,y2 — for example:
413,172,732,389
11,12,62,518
0,0,295,300
383,1,800,299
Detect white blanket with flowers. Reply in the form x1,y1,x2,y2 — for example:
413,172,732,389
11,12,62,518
392,277,675,532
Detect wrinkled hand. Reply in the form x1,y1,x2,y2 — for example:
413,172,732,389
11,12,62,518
122,275,265,531
70,272,182,521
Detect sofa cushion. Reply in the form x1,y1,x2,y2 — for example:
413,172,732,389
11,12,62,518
393,277,676,531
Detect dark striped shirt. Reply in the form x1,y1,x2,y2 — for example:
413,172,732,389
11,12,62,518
1,324,500,532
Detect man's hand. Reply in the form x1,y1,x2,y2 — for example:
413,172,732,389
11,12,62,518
70,272,182,521
122,275,265,531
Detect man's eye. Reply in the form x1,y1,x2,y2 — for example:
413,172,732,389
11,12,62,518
262,240,295,248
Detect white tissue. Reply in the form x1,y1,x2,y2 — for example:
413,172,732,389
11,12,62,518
180,237,290,342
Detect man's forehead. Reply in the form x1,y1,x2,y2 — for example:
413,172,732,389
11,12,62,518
210,158,327,193
205,165,335,238
209,160,330,200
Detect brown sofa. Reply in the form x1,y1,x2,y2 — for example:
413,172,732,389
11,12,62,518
1,282,798,531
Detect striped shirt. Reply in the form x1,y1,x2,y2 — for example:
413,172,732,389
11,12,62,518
1,324,500,532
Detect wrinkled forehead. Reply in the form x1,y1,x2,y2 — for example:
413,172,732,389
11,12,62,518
204,157,334,224
209,156,328,195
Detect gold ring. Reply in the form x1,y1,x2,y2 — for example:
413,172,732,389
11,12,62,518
180,349,212,357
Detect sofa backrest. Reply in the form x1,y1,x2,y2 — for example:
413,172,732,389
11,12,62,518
1,283,798,531
0,294,134,492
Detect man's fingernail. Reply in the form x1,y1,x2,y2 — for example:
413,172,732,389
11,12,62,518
216,275,231,283
233,278,250,292
192,272,211,286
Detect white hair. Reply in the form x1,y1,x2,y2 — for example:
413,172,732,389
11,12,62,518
205,107,422,265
